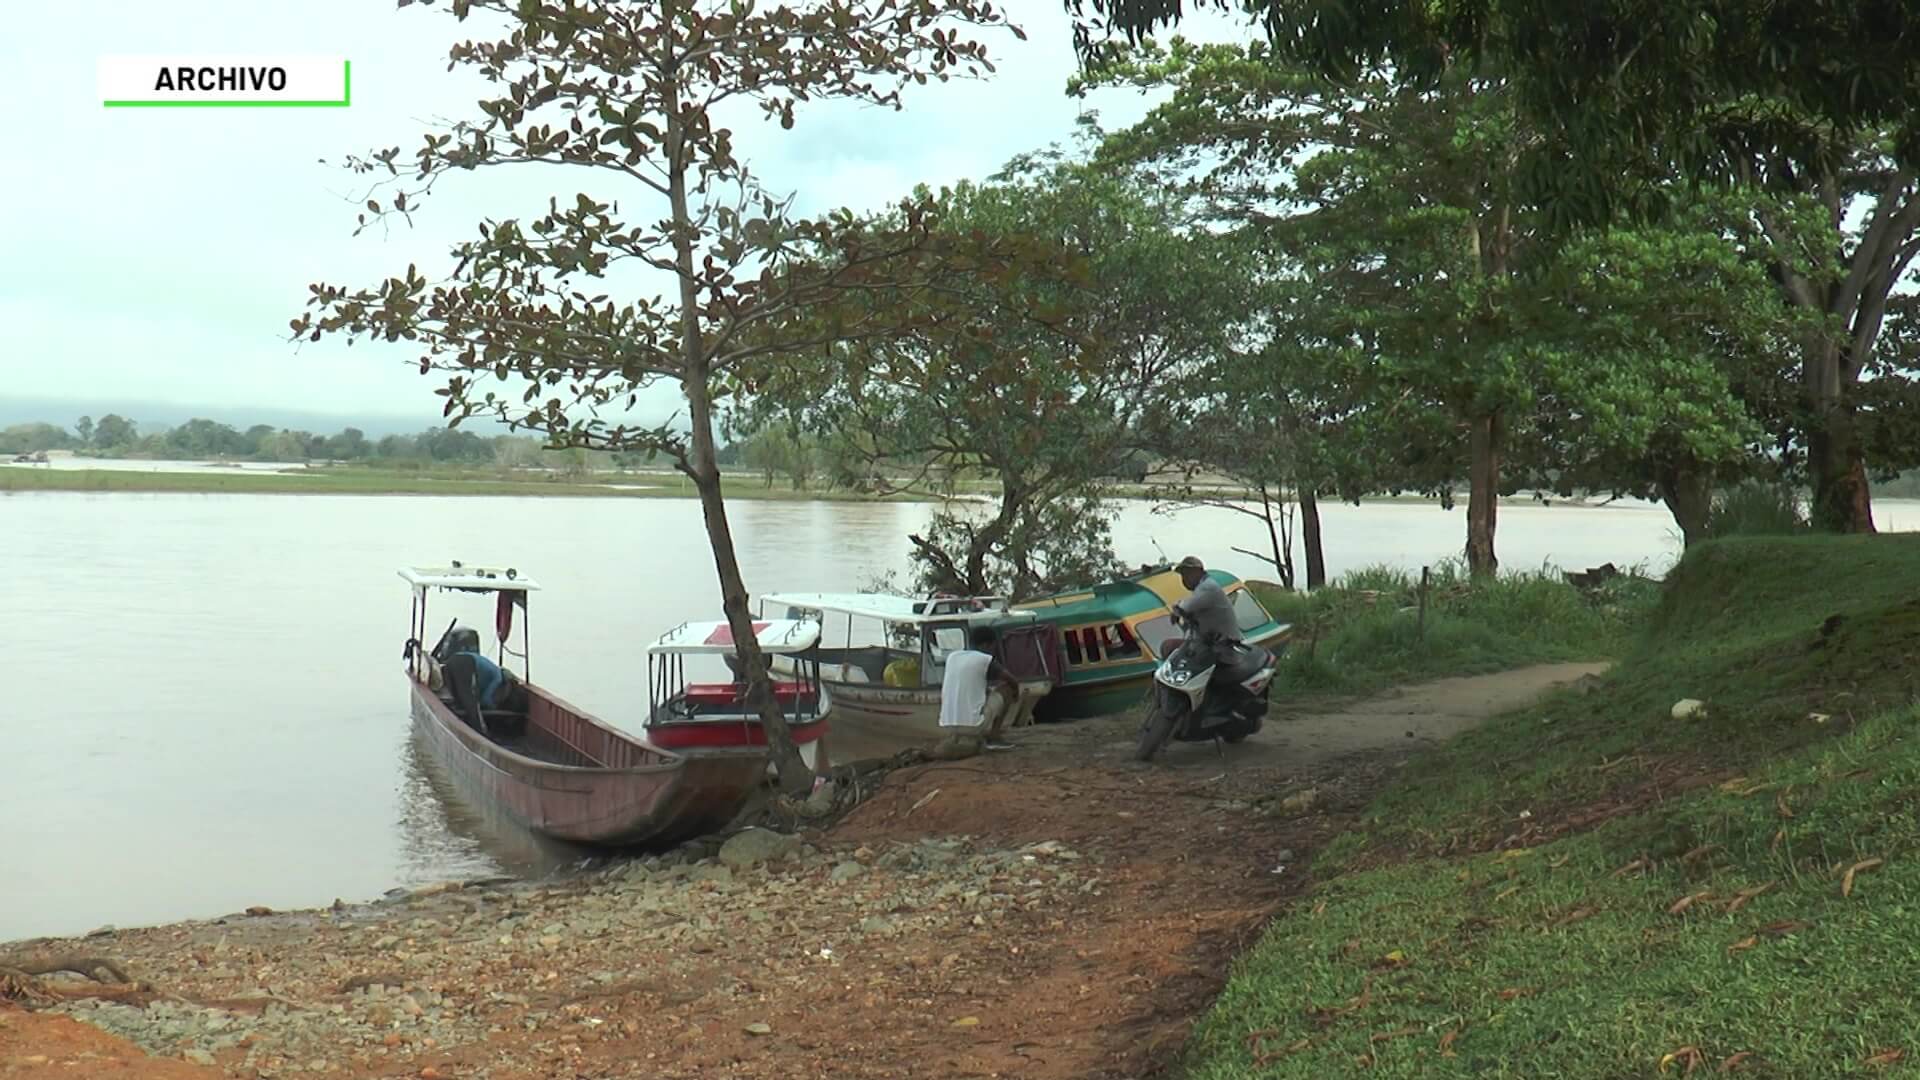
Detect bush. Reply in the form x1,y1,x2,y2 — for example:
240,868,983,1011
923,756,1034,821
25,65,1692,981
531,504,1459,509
1704,481,1807,540
1250,560,1661,696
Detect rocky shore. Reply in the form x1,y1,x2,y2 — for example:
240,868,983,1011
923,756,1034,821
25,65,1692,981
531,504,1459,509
5,669,1598,1079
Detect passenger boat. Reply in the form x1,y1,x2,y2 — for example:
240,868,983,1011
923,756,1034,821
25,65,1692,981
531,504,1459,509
1013,565,1292,719
400,564,824,848
755,592,1062,740
643,617,829,772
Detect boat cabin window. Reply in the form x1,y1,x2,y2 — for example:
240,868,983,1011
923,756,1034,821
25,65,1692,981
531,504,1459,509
1081,628,1102,663
1100,623,1141,659
1063,631,1084,666
1134,614,1178,658
921,623,970,688
1230,587,1274,633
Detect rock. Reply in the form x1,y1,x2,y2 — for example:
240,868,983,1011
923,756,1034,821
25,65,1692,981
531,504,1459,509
1671,698,1707,720
859,916,895,935
1274,849,1295,863
804,781,837,814
1278,789,1318,815
245,905,275,916
719,828,800,869
372,935,402,951
85,925,115,938
184,1049,217,1065
829,861,867,884
688,864,734,886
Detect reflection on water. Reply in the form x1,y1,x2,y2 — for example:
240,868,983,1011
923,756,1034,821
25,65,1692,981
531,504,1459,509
2,490,1914,941
395,731,591,881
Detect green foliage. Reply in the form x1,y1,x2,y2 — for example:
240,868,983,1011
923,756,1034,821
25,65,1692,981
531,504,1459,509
1704,482,1810,540
1068,1,1920,229
1090,39,1798,572
763,142,1236,595
0,423,76,455
1250,562,1659,697
1184,534,1920,1078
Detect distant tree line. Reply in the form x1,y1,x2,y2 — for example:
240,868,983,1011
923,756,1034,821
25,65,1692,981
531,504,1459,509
0,414,708,471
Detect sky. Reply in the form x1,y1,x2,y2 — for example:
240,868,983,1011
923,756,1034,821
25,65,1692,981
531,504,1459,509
1,1,1252,429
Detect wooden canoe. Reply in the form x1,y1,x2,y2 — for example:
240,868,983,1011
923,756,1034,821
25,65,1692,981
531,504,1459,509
407,674,767,848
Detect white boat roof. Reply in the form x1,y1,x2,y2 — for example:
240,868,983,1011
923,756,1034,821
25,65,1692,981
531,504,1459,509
399,565,541,592
762,592,1036,627
650,618,822,654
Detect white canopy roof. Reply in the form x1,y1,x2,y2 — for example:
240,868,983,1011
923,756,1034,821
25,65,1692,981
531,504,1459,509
649,618,822,655
762,592,1036,627
399,565,541,592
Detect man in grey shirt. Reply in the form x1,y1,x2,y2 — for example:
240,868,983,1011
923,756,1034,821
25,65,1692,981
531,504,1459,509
1171,555,1240,642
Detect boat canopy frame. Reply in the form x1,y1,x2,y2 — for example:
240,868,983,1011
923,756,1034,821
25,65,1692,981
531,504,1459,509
401,564,537,682
645,618,827,729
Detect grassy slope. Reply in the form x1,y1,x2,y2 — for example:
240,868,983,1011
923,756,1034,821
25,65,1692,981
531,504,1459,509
1193,535,1920,1079
1250,563,1658,700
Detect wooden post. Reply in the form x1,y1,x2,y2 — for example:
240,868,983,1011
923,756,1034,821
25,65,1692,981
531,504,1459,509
1418,565,1430,639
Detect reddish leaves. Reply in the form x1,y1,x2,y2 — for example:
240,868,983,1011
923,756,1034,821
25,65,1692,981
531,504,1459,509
1719,1051,1753,1072
1865,1048,1905,1068
1659,1045,1705,1073
1723,881,1775,914
1841,857,1884,898
1668,890,1714,916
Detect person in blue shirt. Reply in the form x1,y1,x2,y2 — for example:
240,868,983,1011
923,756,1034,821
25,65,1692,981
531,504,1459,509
462,648,507,709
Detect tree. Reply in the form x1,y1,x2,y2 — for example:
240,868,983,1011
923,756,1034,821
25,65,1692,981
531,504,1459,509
325,427,370,461
292,0,1022,795
0,423,73,455
764,148,1237,598
1069,2,1920,535
1504,225,1778,544
1065,2,1920,226
91,414,136,451
75,416,94,447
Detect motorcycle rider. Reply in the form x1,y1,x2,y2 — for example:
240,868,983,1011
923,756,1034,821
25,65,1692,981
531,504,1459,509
1171,556,1239,644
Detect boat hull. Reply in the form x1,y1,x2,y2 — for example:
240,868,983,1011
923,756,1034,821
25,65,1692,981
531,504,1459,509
820,680,1051,741
1034,624,1294,720
408,678,766,848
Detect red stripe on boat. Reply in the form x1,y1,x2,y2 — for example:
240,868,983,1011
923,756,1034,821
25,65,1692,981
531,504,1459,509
704,621,770,646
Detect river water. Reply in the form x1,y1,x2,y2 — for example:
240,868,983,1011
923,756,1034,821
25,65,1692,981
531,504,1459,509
4,489,1914,940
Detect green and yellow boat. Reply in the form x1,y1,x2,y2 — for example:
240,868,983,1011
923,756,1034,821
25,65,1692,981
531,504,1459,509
1014,566,1292,720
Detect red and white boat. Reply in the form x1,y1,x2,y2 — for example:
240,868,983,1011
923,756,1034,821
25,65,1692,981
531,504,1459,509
641,617,829,772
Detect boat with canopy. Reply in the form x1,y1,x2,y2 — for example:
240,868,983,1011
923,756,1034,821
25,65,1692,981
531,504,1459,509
400,564,822,848
754,592,1062,739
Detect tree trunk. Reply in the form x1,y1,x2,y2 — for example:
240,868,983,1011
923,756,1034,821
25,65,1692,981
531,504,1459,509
668,86,808,795
961,482,1023,595
1258,482,1294,590
1464,410,1501,577
1299,487,1327,589
1805,343,1877,533
1654,459,1715,548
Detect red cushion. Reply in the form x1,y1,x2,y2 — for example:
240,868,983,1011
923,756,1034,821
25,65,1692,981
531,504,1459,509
683,681,816,706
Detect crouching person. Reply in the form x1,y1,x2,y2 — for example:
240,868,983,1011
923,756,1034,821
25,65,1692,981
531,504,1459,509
931,626,1019,760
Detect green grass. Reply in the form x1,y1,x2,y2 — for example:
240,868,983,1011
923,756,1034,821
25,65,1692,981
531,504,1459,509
1251,562,1660,698
1187,534,1920,1079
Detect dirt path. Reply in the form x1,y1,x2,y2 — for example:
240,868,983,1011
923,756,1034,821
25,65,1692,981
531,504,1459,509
2,663,1603,1080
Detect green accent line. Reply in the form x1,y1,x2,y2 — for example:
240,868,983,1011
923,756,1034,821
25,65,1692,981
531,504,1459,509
104,60,350,108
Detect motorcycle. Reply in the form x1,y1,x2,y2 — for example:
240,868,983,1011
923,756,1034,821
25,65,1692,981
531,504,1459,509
1135,615,1279,762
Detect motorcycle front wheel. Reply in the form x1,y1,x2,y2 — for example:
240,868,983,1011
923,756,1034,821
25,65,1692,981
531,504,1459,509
1135,699,1178,762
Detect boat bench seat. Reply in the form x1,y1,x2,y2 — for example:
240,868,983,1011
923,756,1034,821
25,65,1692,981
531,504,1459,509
683,681,817,707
